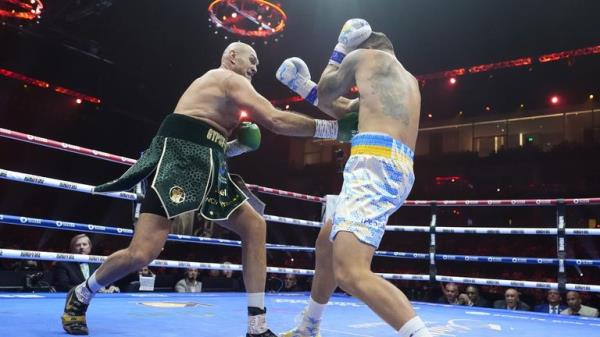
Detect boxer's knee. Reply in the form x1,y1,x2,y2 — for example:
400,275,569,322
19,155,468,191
240,213,267,244
332,239,371,294
126,246,159,269
315,232,333,256
315,219,333,251
333,261,364,294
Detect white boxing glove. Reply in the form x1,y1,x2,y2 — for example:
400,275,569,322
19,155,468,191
276,57,318,105
329,18,372,66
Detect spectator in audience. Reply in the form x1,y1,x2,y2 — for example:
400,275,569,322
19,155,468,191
175,268,202,293
534,289,567,314
139,266,155,278
222,261,234,279
561,291,599,317
54,234,119,293
282,274,301,292
438,282,460,305
493,288,530,311
464,285,490,307
208,269,221,278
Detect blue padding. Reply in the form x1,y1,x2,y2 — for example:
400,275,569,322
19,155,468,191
1,292,598,337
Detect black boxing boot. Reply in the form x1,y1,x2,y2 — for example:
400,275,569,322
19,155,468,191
246,307,278,337
61,286,90,335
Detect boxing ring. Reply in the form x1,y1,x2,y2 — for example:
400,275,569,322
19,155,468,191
1,126,600,337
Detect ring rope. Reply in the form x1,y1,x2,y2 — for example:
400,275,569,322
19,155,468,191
3,127,600,206
4,168,600,235
0,168,139,201
3,213,600,266
0,127,136,165
2,248,599,292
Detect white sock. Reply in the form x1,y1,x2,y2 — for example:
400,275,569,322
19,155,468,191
247,292,265,310
74,272,104,304
305,297,327,322
86,272,103,292
398,316,432,337
296,297,326,335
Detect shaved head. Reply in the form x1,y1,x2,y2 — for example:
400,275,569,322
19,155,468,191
221,42,258,81
222,42,256,63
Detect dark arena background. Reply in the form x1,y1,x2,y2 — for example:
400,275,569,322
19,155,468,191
1,1,600,336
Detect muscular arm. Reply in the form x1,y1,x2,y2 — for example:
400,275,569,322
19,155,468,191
317,50,362,119
225,73,316,137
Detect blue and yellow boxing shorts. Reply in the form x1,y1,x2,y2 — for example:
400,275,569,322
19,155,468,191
330,132,415,248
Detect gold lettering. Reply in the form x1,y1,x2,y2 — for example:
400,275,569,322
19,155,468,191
206,129,226,148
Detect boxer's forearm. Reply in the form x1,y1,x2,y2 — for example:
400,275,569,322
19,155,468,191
322,97,359,120
317,70,341,110
320,63,340,80
267,109,316,137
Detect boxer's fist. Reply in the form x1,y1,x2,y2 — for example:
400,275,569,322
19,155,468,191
330,18,372,66
336,111,358,143
238,122,261,150
226,122,261,157
276,57,318,105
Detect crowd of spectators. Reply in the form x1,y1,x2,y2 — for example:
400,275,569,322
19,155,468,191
435,282,598,317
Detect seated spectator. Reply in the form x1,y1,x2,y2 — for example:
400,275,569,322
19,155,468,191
282,274,302,292
464,285,490,307
561,291,599,317
534,289,567,314
222,261,234,279
493,288,530,311
137,266,156,292
139,266,155,278
54,234,119,293
201,267,242,292
175,268,202,293
207,269,221,278
438,283,460,305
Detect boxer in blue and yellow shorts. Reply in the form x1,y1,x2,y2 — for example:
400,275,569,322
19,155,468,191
281,18,433,337
330,132,415,248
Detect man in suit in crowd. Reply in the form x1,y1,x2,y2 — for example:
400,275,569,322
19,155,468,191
493,288,530,311
561,291,599,317
464,285,491,307
437,282,461,305
534,289,567,314
54,234,119,293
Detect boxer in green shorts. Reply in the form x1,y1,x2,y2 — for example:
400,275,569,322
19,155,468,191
61,41,357,337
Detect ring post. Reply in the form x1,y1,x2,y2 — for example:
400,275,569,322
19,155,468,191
556,199,566,292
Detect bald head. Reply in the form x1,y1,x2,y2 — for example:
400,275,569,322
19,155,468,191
566,291,582,311
222,42,254,60
504,288,520,308
221,42,258,81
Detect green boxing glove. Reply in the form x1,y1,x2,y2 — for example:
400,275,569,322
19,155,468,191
226,122,261,157
314,111,358,143
336,111,358,143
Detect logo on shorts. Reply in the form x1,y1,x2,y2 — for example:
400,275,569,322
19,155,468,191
169,186,186,204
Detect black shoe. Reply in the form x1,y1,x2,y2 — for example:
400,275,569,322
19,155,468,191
246,329,278,337
61,287,89,335
246,307,277,337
